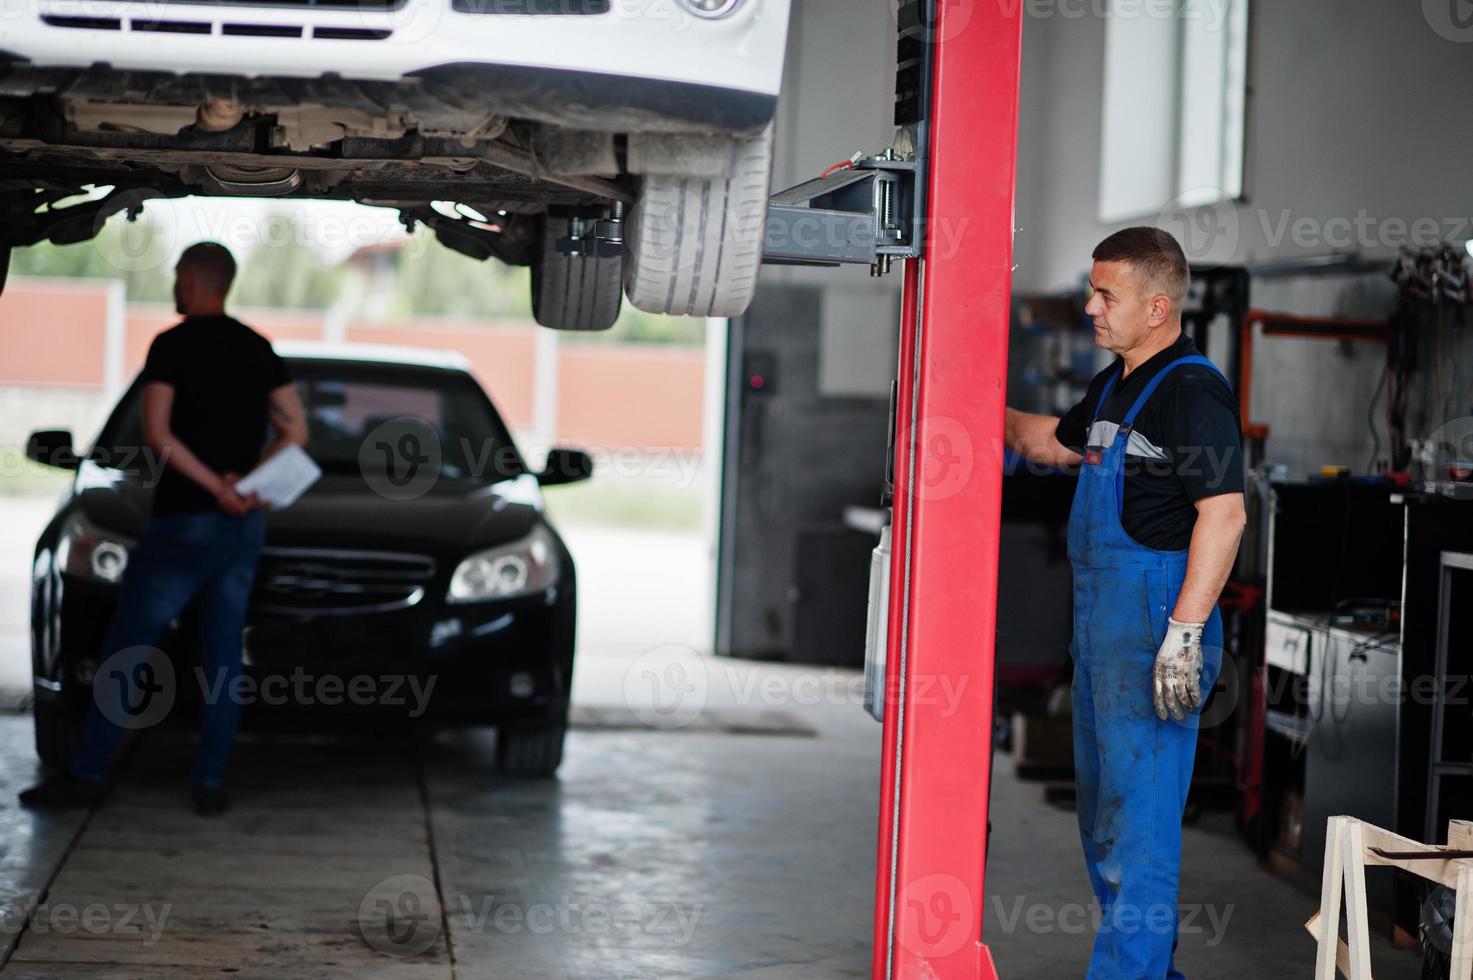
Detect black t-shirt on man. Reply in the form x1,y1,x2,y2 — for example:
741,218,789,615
1055,334,1244,551
139,315,291,516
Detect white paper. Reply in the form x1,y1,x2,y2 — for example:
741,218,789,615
234,444,322,510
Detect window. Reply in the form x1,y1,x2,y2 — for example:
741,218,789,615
1098,0,1249,222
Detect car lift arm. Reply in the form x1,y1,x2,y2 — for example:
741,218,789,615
762,1,1023,976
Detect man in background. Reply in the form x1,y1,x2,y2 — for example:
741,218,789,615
1004,227,1245,978
21,241,308,816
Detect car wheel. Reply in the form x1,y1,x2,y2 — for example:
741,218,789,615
624,124,774,319
496,720,566,777
34,699,84,770
530,216,623,332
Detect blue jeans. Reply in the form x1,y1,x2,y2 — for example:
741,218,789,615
70,510,266,789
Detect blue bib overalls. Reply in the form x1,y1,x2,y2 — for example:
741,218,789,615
1066,355,1225,979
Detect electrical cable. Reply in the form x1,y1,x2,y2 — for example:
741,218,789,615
1366,357,1388,474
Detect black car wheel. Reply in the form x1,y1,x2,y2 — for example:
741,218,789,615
34,699,84,770
496,718,567,777
530,215,622,332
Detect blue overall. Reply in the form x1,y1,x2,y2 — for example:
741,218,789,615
1067,355,1225,980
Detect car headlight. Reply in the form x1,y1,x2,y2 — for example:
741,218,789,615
56,512,134,584
448,525,559,604
677,0,744,18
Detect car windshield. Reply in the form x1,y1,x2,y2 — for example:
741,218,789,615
94,359,526,486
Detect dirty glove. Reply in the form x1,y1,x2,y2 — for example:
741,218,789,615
1153,618,1204,721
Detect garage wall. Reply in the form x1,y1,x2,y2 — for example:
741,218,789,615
764,0,905,398
1014,2,1473,290
711,0,910,663
1013,1,1473,475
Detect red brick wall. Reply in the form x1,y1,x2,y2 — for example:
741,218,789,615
557,344,706,450
0,279,112,387
0,281,707,451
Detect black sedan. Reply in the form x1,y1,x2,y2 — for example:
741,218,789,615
26,343,590,776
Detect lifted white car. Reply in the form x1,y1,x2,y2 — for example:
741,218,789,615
0,0,790,329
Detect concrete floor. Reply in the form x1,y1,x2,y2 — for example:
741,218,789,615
0,500,1431,977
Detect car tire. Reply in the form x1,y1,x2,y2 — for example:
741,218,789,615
34,699,83,770
624,124,774,319
496,720,566,777
530,216,623,332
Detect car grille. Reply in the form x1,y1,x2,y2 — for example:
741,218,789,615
150,0,406,10
253,548,436,616
40,14,395,36
451,0,609,13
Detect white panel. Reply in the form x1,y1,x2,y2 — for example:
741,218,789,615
1176,0,1249,205
1098,1,1180,222
1177,6,1227,198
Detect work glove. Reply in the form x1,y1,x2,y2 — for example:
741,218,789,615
1153,618,1205,721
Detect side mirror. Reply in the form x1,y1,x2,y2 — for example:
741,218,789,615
538,447,593,487
26,430,78,470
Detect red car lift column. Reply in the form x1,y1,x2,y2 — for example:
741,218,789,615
873,3,1023,978
759,0,1023,973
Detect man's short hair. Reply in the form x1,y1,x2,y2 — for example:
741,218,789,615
1092,227,1190,309
176,241,237,295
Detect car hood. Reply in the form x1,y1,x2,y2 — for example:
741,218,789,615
73,464,547,558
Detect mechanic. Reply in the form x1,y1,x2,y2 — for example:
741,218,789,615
1003,227,1247,978
20,242,308,817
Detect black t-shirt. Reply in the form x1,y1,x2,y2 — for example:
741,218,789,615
1055,334,1244,551
140,316,291,516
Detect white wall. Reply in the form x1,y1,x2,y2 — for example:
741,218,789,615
1013,1,1473,476
762,0,905,397
1014,1,1473,293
